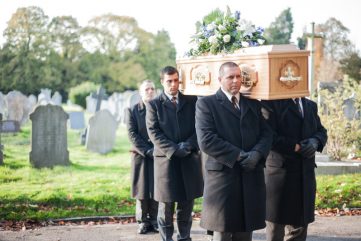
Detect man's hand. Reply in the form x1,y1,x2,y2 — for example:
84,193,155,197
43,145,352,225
173,143,192,158
145,148,154,159
240,151,262,172
298,138,319,158
237,150,248,162
178,142,194,152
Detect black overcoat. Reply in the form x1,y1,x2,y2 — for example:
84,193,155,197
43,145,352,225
126,102,154,200
263,98,327,226
195,89,273,232
145,92,203,202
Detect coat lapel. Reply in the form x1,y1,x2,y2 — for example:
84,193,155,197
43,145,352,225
216,89,240,119
177,92,186,112
160,92,175,109
288,99,304,119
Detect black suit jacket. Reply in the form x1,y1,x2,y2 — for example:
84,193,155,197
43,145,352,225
262,98,327,226
196,89,273,232
146,91,203,202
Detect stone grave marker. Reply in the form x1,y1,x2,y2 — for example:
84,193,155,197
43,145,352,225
29,105,69,168
0,114,20,165
51,91,62,106
6,90,28,125
85,109,117,154
68,111,85,130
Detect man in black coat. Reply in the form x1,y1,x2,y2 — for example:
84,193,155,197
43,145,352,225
126,80,158,234
146,66,203,241
196,62,273,241
262,98,327,241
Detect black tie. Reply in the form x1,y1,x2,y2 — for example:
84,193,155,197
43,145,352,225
231,96,240,111
171,96,177,108
295,98,303,117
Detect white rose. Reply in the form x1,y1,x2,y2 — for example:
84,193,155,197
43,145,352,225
218,25,226,31
223,34,231,43
257,39,265,45
209,35,218,44
241,41,250,47
206,22,216,31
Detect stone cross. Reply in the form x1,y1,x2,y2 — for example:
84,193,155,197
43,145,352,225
91,86,108,112
0,114,3,165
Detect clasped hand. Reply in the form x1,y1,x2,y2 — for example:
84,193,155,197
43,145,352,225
298,138,319,159
238,151,262,172
173,142,193,158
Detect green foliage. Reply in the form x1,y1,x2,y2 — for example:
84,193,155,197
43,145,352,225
0,123,205,221
319,77,361,160
0,6,176,95
264,8,293,45
317,17,354,62
339,51,361,83
187,7,266,56
316,174,361,209
68,81,99,108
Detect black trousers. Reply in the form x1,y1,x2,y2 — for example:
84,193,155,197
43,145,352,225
266,221,308,241
136,199,158,226
157,200,194,241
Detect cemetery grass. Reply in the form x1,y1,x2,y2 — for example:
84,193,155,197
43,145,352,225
0,125,360,221
0,123,203,221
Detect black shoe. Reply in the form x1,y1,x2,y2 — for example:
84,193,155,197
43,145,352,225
137,223,149,234
151,223,159,233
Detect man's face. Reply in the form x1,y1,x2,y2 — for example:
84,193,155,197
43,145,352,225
161,73,179,96
140,82,155,102
219,66,241,95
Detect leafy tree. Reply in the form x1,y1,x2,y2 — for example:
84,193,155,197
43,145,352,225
48,16,84,61
339,51,361,83
134,30,176,86
1,6,50,94
317,17,354,62
264,8,294,44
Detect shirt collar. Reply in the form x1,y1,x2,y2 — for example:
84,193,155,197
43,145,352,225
221,87,240,103
164,91,179,102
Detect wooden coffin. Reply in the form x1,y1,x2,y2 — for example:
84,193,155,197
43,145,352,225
176,44,310,99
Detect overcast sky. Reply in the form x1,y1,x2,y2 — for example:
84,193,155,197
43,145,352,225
1,0,360,57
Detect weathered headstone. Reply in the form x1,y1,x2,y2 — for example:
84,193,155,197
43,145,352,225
29,105,69,168
38,88,52,105
85,110,117,154
51,91,62,106
0,114,3,165
0,113,21,165
108,92,124,122
68,111,85,130
6,90,28,124
344,97,360,120
0,92,7,117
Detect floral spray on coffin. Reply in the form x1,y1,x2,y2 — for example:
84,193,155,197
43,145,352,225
177,7,309,100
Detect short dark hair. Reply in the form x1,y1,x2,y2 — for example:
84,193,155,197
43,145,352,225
160,66,179,80
219,62,239,78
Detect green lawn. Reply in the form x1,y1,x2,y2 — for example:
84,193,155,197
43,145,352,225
0,121,360,221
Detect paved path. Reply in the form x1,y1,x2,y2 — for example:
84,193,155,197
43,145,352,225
1,216,360,241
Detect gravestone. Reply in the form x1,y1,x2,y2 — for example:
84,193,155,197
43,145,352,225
85,110,117,154
344,97,360,120
86,86,108,113
0,92,7,118
0,114,20,165
38,88,52,105
68,111,85,130
6,90,28,124
108,92,124,122
51,91,62,106
29,105,69,168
